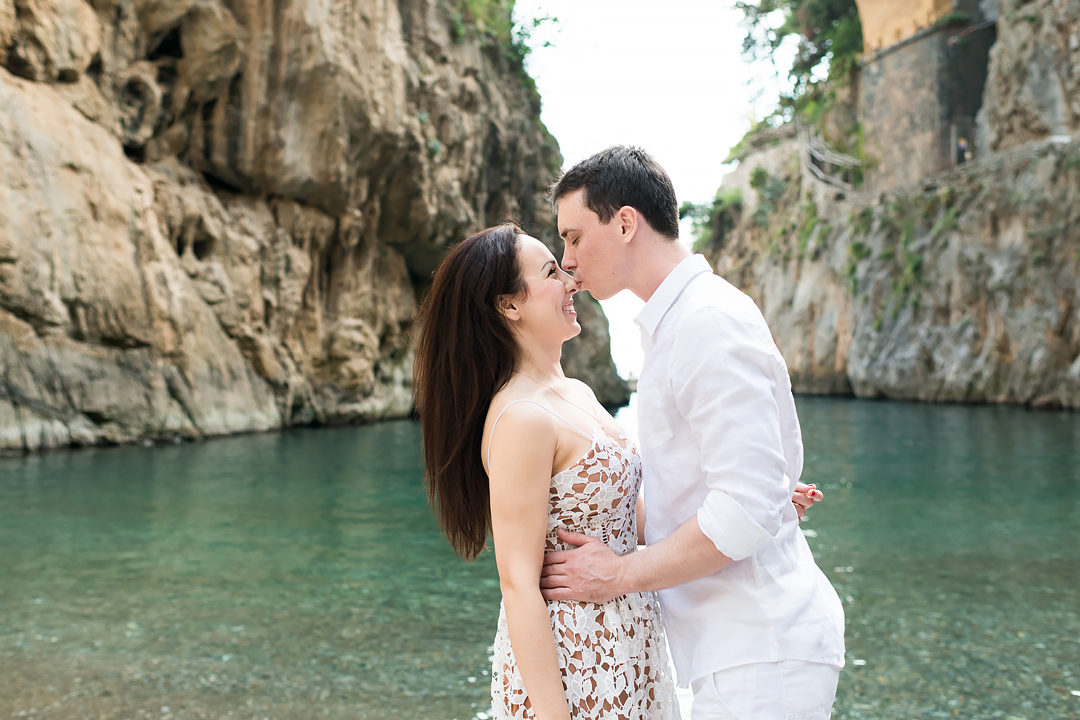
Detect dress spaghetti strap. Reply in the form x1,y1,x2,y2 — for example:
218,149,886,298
486,399,594,470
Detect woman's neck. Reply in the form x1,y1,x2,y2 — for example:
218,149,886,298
514,354,565,384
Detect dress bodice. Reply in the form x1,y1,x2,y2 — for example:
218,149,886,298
545,430,641,555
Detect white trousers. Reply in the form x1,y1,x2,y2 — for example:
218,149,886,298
689,660,840,720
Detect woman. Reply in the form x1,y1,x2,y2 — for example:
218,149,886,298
413,224,819,719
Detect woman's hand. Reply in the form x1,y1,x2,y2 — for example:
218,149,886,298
793,482,823,523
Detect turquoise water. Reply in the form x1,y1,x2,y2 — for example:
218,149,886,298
1,398,1078,719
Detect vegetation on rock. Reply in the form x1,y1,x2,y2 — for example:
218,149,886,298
737,0,862,118
450,0,555,111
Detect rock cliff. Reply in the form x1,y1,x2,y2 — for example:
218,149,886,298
979,0,1080,151
702,0,1080,408
709,137,1080,408
0,0,626,452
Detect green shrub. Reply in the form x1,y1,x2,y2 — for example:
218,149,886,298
687,188,744,253
849,240,872,261
797,201,819,257
749,166,769,191
749,167,787,205
737,0,862,106
846,260,859,293
449,0,553,109
935,12,972,27
932,207,960,237
850,206,874,236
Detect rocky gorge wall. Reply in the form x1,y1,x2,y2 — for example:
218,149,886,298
0,0,626,453
704,0,1080,408
979,0,1080,151
710,137,1080,407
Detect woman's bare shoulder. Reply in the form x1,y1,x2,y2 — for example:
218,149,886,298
487,376,542,423
482,380,556,464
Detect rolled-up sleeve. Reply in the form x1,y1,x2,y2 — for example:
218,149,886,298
669,306,793,562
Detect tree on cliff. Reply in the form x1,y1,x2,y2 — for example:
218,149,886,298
736,0,862,121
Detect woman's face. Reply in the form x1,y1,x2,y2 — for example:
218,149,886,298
510,235,581,344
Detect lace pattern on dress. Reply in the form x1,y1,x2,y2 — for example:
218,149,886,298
490,431,679,720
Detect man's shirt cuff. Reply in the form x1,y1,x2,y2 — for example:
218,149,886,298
697,491,776,562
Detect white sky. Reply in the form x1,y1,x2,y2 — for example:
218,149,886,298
512,0,791,378
513,0,788,206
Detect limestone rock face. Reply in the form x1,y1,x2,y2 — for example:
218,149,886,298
3,0,101,83
0,0,626,452
708,139,1080,408
981,0,1080,150
700,3,1080,409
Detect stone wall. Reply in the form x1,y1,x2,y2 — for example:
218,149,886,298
860,31,950,189
861,18,995,191
0,0,627,453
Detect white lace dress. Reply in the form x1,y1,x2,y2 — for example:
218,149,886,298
489,425,679,719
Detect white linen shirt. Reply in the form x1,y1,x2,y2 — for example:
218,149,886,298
635,254,845,687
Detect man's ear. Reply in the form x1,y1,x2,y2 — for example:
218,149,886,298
616,206,638,243
498,294,522,322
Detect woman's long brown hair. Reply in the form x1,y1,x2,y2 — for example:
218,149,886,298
413,224,525,560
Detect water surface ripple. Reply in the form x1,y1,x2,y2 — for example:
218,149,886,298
1,398,1077,719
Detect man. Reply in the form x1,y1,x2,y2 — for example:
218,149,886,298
540,146,845,719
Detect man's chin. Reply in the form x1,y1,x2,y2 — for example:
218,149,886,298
571,285,598,300
582,288,615,302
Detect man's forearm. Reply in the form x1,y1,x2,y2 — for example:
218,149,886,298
619,515,734,594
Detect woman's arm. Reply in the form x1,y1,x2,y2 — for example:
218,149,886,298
487,404,572,720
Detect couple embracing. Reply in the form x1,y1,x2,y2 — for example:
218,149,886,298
414,147,845,719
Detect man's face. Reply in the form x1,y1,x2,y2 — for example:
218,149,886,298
556,188,628,301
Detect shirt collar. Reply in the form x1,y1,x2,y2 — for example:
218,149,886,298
635,254,712,339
